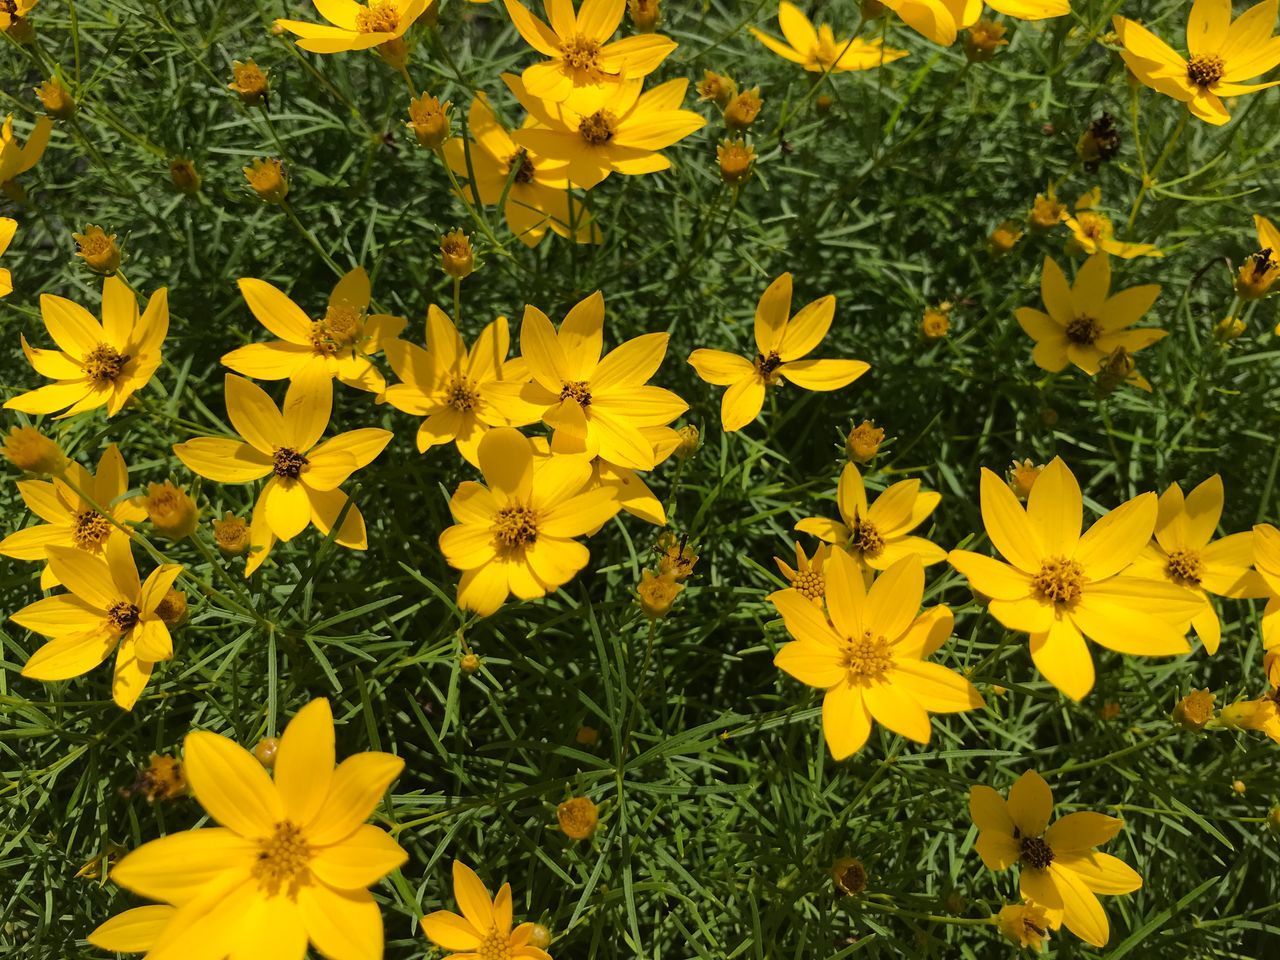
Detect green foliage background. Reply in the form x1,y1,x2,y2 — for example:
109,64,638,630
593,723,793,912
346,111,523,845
2,0,1279,957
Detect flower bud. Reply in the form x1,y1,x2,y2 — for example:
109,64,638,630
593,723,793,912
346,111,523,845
724,87,762,130
996,902,1051,950
1214,315,1246,342
1232,779,1246,795
460,652,481,674
440,229,474,279
1006,459,1043,500
407,92,451,148
920,302,951,340
673,424,699,461
987,220,1023,256
228,59,269,107
73,225,121,276
964,19,1008,62
35,77,76,119
155,588,189,628
637,569,682,619
831,856,867,896
376,36,409,69
575,725,599,745
213,512,251,556
716,138,755,184
243,157,288,204
557,796,599,840
845,420,884,463
1172,688,1215,731
144,481,198,540
628,0,659,32
1,425,64,473
254,737,279,768
528,924,552,949
1029,190,1066,231
696,70,736,108
169,156,202,195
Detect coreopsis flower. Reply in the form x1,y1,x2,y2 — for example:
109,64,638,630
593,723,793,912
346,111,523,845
168,156,201,194
996,901,1053,950
142,481,199,540
1172,688,1216,730
772,541,828,606
1016,254,1164,381
0,0,38,40
1,424,64,473
243,157,288,203
970,770,1142,947
688,273,868,432
0,444,144,587
155,587,188,627
440,229,475,278
771,552,983,759
723,87,762,129
174,372,392,576
504,73,707,190
5,275,168,419
487,291,686,471
438,428,620,616
502,0,675,102
384,309,532,466
845,420,883,463
1028,185,1065,231
0,215,14,297
655,531,697,580
423,861,553,960
697,69,737,107
557,795,599,839
1237,215,1280,300
920,302,951,340
964,19,1008,61
716,138,755,183
882,0,1067,47
407,91,451,148
1114,0,1280,126
228,58,269,106
796,462,945,572
673,423,699,460
1006,459,1043,500
1255,523,1280,649
275,0,430,53
749,2,908,71
988,218,1023,255
73,224,120,275
35,76,76,119
947,458,1202,700
11,538,181,710
637,569,682,617
89,699,407,958
222,268,406,394
1062,188,1161,258
1122,476,1266,654
213,511,250,556
0,113,53,190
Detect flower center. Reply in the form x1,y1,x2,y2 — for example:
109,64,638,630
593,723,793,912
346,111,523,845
1019,836,1055,870
754,351,783,383
107,600,140,631
578,110,616,145
839,630,893,683
1065,315,1102,346
791,570,825,602
83,344,130,384
321,304,362,347
560,380,592,405
252,821,314,896
1031,556,1085,606
1186,54,1224,87
72,509,113,549
273,447,309,479
561,34,601,71
1075,211,1109,242
476,925,514,960
445,375,481,411
493,504,538,549
849,516,884,557
355,2,398,33
508,148,536,184
1165,548,1203,587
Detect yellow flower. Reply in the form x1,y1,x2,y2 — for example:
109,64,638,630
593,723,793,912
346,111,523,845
723,87,763,129
882,0,1068,47
1254,522,1280,650
947,458,1203,700
422,861,554,959
73,224,120,275
440,229,475,278
1172,688,1216,730
11,537,182,710
0,113,53,189
6,274,168,419
35,76,76,119
276,0,431,53
0,215,14,297
717,138,756,183
1121,476,1267,654
696,69,737,107
996,901,1053,950
796,462,946,573
920,302,951,340
1007,459,1043,500
637,569,682,617
213,511,250,556
222,267,406,394
1114,0,1280,126
0,0,38,37
771,552,983,759
964,18,1008,62
1016,254,1164,380
142,481,199,541
655,530,697,579
1,423,64,473
443,93,598,246
1237,214,1280,300
438,428,620,616
557,795,600,839
89,699,407,957
1061,189,1162,258
688,273,868,432
502,0,675,102
987,218,1023,255
384,308,532,466
845,420,883,463
407,90,451,147
0,444,145,587
503,72,706,190
228,59,269,106
749,2,907,71
174,371,392,576
772,541,829,605
1028,186,1065,231
487,291,687,471
243,157,288,203
970,770,1141,947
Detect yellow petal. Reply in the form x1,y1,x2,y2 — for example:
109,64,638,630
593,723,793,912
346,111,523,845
110,828,257,904
309,823,408,889
296,883,383,960
1030,618,1095,700
305,751,405,846
1025,457,1082,556
822,683,872,760
184,730,285,837
275,698,335,826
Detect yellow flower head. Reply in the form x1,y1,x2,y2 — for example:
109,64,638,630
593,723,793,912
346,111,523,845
11,537,182,710
422,860,554,959
213,511,250,556
655,530,697,579
723,87,763,129
384,308,532,466
89,699,407,957
1237,214,1280,300
996,900,1053,950
948,458,1203,700
750,2,908,72
228,58,269,106
73,224,121,275
155,586,188,627
771,552,983,759
673,423,700,460
243,157,288,203
689,273,868,432
637,568,682,618
988,218,1024,255
174,371,392,576
0,113,53,187
1028,186,1066,231
1252,522,1280,650
438,428,621,616
697,69,737,107
920,302,951,340
6,274,168,419
796,462,945,573
1006,459,1043,501
407,90,451,148
142,481,198,541
0,215,14,297
122,753,188,803
846,419,884,463
1061,189,1162,258
964,18,1008,62
1114,0,1280,126
1172,687,1216,730
1,423,64,473
1016,254,1165,381
970,770,1141,947
717,137,756,183
440,229,475,278
223,267,407,394
502,0,676,102
557,795,600,839
35,76,76,119
275,0,431,53
881,0,1067,47
772,540,829,605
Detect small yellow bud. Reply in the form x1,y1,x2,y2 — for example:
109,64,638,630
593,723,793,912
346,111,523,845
440,229,474,279
637,569,683,619
716,138,755,184
673,424,700,461
696,70,737,108
527,924,552,949
143,481,199,540
964,19,1008,62
996,902,1051,950
1029,190,1066,231
1006,459,1043,500
1232,778,1246,795
243,157,288,204
1,425,65,473
73,225,121,276
407,92,451,148
845,420,884,463
628,0,660,32
987,219,1023,256
920,302,951,340
724,87,762,130
574,725,599,746
35,77,76,119
155,588,189,628
228,59,269,107
213,511,251,556
557,796,599,840
254,737,280,768
460,652,481,674
1172,688,1215,731
1235,249,1279,301
830,857,867,896
169,156,202,195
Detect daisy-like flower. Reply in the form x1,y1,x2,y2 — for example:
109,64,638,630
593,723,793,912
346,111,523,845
881,0,1068,47
1015,254,1165,384
947,458,1203,700
996,901,1054,950
1255,523,1280,649
772,541,830,606
88,699,407,959
486,291,687,472
1122,476,1267,654
795,462,946,573
970,770,1142,947
0,216,16,297
423,860,553,959
749,2,907,72
1060,188,1162,259
222,268,406,394
504,73,706,190
502,0,676,102
1114,0,1280,126
771,552,984,759
1237,214,1280,300
275,0,430,54
443,93,598,247
0,443,145,588
0,113,53,189
173,371,392,576
384,308,533,466
11,538,181,710
439,428,619,616
5,274,168,419
688,273,869,432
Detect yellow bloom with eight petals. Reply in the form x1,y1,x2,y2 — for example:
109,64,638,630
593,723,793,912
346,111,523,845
422,860,553,960
749,2,907,72
275,0,431,54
